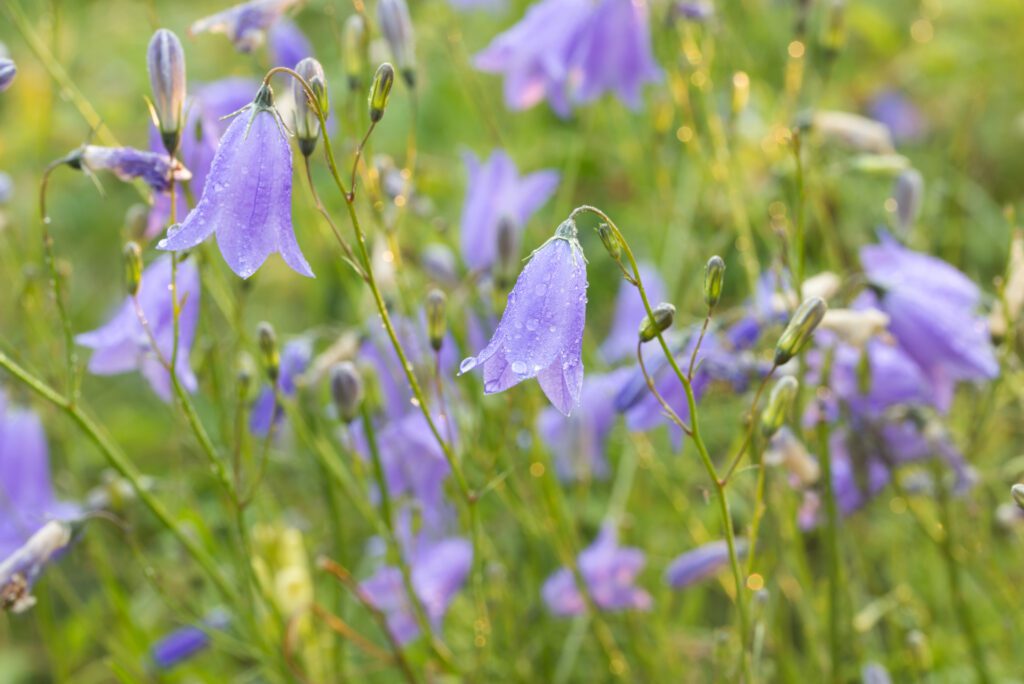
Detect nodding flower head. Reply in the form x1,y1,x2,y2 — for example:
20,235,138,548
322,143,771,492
70,146,191,193
664,540,747,589
157,84,314,279
0,58,15,92
189,0,302,53
459,218,588,416
377,0,416,86
147,29,187,152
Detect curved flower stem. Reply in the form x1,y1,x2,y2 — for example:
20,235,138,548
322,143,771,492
302,156,366,280
570,205,752,681
720,370,776,487
347,122,377,202
0,350,238,605
814,400,842,684
792,129,807,298
635,341,692,436
686,312,712,381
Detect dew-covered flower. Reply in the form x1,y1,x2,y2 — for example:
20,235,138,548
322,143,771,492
664,540,745,589
459,219,588,416
76,255,200,401
151,610,231,670
361,535,472,644
189,0,301,52
75,146,191,193
250,338,312,437
475,0,660,117
542,527,651,616
537,368,630,481
158,84,313,279
868,90,926,143
460,149,559,272
860,233,998,410
268,17,312,68
600,263,666,362
0,58,15,92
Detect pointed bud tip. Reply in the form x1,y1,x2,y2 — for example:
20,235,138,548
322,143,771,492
704,255,725,308
639,303,676,342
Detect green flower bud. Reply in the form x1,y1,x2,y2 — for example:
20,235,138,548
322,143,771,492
597,222,622,261
761,376,799,437
774,297,827,366
704,255,725,309
343,14,369,92
368,63,395,123
639,303,676,343
257,322,280,382
425,288,447,352
236,352,256,399
293,58,327,158
330,361,364,423
122,241,143,296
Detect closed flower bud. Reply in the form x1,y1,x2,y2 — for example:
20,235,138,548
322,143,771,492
1012,483,1024,510
368,63,395,123
639,303,676,343
597,222,622,261
821,0,845,55
892,168,923,233
292,57,327,157
147,29,187,154
236,352,256,398
704,255,725,309
425,288,447,352
0,58,16,92
760,376,798,437
343,14,369,91
378,0,416,87
330,361,363,422
774,297,827,366
122,242,143,296
257,322,280,382
494,216,519,290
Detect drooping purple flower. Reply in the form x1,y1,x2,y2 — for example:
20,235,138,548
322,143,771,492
158,84,314,279
600,263,666,362
542,527,651,616
537,368,630,481
378,0,417,84
250,338,312,437
664,539,746,589
268,17,312,68
190,0,301,52
459,150,559,273
77,146,191,193
151,610,230,670
0,58,16,92
475,0,661,117
361,535,472,645
76,255,200,401
868,90,926,144
0,399,80,561
459,220,588,416
147,78,258,238
860,233,998,411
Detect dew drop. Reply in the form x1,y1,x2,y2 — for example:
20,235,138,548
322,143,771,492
526,318,539,331
459,357,478,374
511,361,527,375
534,284,547,296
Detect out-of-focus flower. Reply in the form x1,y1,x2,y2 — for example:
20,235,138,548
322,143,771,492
268,17,312,68
891,168,923,234
861,662,893,684
147,29,187,150
147,78,258,238
672,1,714,22
990,230,1024,338
158,84,313,279
189,0,301,53
474,0,660,117
448,0,505,11
0,521,72,613
151,610,230,670
361,535,472,644
810,110,894,154
0,172,12,204
77,255,200,401
537,368,630,481
542,527,651,616
342,14,368,90
73,146,191,193
868,90,926,144
819,308,890,347
459,149,559,273
764,427,819,485
664,540,746,589
378,0,416,86
250,338,312,437
861,233,998,410
251,524,313,617
459,219,588,416
0,58,15,92
600,263,666,362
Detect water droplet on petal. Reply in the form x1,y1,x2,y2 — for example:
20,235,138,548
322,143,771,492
459,357,477,374
511,361,527,375
526,319,539,331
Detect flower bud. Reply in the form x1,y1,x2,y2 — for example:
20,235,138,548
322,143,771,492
122,242,143,296
731,72,750,118
596,222,622,261
821,0,846,56
124,203,149,240
761,376,798,437
292,57,327,157
368,63,395,123
343,14,369,91
257,322,280,382
639,303,676,343
147,29,187,154
0,58,16,93
892,168,923,234
329,361,363,422
1013,483,1024,510
236,352,256,399
704,255,725,309
810,110,894,154
377,0,416,88
425,288,447,352
494,216,519,289
774,297,827,366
